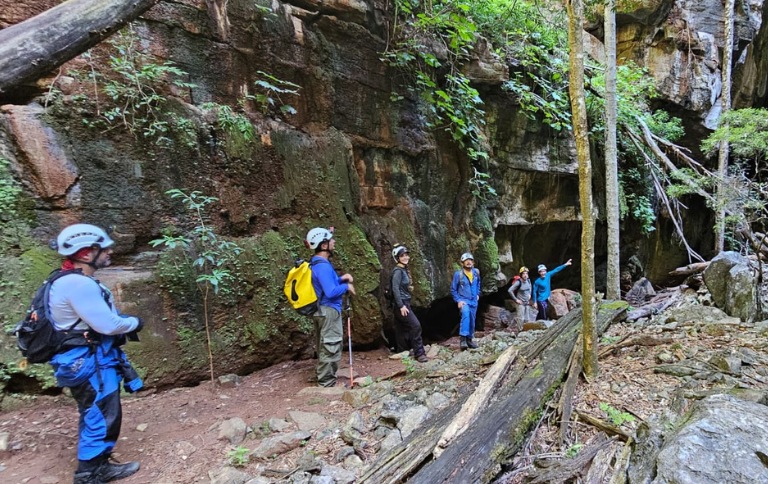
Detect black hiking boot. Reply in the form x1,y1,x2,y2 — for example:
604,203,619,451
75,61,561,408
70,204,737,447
460,336,468,351
416,354,428,363
96,459,140,482
73,471,106,484
467,338,478,349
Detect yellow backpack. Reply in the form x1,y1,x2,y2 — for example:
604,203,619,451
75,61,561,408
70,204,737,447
284,259,323,315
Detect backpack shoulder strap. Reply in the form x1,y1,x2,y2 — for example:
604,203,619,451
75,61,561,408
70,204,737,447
42,269,85,329
309,258,330,268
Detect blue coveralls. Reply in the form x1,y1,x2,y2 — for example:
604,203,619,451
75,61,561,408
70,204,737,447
51,338,142,461
451,268,481,338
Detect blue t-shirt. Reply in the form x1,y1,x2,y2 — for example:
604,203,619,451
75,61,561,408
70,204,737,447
310,256,349,312
532,264,567,302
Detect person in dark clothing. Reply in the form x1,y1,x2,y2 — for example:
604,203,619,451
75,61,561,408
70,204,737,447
391,244,428,362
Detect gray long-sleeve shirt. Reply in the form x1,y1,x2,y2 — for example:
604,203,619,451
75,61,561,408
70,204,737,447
508,278,532,303
49,273,140,335
391,266,411,308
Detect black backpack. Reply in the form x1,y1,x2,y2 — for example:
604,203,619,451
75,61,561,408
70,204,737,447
384,266,406,302
12,269,91,364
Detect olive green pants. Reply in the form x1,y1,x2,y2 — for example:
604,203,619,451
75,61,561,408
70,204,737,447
313,305,343,387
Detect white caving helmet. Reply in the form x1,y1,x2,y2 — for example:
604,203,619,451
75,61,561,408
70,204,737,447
460,252,474,262
305,227,334,251
53,224,115,256
392,244,408,262
537,264,547,272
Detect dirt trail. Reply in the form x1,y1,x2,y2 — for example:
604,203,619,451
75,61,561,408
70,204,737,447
0,347,406,484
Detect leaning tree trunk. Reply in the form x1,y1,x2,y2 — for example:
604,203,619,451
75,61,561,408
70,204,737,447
604,0,620,301
716,0,735,253
567,0,598,378
0,0,157,93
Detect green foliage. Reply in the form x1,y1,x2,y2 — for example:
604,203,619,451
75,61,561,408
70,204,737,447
599,402,636,426
245,71,301,116
0,159,22,222
588,62,685,234
201,103,255,143
150,189,242,381
401,355,417,373
383,0,495,198
227,446,250,467
702,108,768,161
82,26,196,145
151,190,242,295
565,443,584,458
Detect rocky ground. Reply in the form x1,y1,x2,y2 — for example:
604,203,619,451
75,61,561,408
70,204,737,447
1,284,768,484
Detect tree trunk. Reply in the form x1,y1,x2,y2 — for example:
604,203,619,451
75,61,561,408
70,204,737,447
716,0,735,253
567,0,598,378
0,0,157,93
604,0,620,301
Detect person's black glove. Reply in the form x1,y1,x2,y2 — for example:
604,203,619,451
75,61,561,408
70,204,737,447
126,317,144,342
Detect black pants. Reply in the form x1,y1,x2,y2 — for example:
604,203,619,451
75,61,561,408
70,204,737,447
394,301,426,357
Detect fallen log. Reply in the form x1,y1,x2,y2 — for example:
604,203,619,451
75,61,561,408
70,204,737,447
356,389,472,484
524,435,617,484
557,334,583,445
434,347,519,457
408,302,628,483
0,0,157,93
584,440,620,484
608,439,632,484
668,261,709,277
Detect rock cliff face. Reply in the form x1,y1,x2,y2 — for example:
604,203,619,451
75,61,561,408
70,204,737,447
0,0,766,389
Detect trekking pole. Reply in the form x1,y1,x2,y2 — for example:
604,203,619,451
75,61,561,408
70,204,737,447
345,295,354,389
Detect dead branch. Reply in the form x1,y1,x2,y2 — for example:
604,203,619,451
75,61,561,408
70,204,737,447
557,334,583,446
668,261,710,276
574,411,632,441
524,435,617,484
599,335,676,359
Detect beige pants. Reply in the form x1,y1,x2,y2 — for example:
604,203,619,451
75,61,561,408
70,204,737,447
312,305,343,387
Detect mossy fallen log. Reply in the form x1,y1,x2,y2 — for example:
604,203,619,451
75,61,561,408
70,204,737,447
408,302,627,483
0,0,157,93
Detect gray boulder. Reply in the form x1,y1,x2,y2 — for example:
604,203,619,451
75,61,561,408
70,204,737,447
320,464,356,484
218,418,247,444
289,411,326,432
726,264,757,322
633,394,768,484
703,251,745,308
208,467,253,484
250,431,311,460
703,252,759,321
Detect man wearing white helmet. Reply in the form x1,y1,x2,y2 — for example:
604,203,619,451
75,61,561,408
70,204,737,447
532,259,572,321
47,224,144,484
305,227,356,387
451,252,481,350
